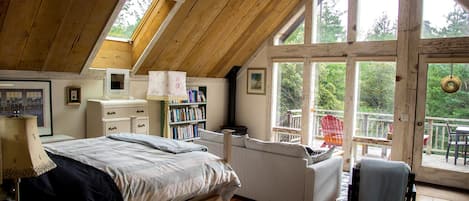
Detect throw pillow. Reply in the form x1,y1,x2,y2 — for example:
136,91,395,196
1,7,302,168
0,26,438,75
306,146,336,164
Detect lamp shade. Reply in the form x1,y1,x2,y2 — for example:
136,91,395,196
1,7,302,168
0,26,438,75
147,71,188,101
0,115,56,179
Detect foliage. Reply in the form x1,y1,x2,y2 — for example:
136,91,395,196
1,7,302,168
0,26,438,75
108,0,152,39
283,21,305,44
316,0,346,43
358,62,396,113
316,63,346,110
365,13,397,41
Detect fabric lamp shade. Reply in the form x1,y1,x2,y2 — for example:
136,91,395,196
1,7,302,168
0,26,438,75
147,71,188,101
0,115,56,180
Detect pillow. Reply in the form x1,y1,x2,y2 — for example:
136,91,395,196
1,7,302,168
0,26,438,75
306,146,335,164
245,138,311,162
199,129,247,147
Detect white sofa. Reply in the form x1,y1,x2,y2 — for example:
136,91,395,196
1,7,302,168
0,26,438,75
194,129,343,201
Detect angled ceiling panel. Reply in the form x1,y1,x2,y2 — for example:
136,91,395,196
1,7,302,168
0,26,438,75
136,0,303,77
0,0,119,72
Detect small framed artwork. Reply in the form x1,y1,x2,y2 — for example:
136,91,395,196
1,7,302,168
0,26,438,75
66,86,81,105
247,68,266,95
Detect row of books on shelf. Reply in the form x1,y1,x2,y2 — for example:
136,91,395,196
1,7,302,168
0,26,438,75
171,123,205,140
170,107,206,122
169,88,206,104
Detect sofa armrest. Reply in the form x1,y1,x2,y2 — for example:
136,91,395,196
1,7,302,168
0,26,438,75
304,157,343,201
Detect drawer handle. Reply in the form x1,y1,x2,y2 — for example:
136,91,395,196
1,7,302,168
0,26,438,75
108,126,117,131
137,124,146,128
136,110,145,113
107,111,116,115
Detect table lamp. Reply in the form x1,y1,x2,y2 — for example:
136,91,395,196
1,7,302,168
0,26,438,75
147,71,188,138
0,115,56,201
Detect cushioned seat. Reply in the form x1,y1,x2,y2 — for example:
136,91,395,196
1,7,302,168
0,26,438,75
195,129,343,201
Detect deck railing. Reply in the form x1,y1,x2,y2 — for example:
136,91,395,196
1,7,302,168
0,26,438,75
274,109,469,154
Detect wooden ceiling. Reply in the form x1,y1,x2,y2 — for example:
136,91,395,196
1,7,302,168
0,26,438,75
0,0,302,77
0,0,119,72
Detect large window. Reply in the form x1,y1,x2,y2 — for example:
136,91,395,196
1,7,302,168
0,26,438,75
422,0,469,39
354,61,396,138
357,0,398,41
108,0,152,40
274,62,304,129
313,0,348,43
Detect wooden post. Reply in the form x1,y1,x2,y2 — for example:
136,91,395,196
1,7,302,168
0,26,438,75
222,129,234,164
426,119,433,155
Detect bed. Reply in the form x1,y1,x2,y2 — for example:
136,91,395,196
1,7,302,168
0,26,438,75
19,134,240,201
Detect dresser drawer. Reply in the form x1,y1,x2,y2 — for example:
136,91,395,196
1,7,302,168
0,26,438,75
127,106,147,117
103,107,147,119
103,118,131,135
132,117,149,134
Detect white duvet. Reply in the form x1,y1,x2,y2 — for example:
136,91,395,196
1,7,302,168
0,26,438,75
44,136,240,201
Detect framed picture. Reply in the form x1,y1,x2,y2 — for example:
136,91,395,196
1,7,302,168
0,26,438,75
66,86,81,105
247,68,266,94
0,80,53,136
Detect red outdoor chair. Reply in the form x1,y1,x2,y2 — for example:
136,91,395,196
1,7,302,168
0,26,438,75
321,114,343,147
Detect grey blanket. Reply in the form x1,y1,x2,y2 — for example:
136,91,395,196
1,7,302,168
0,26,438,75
359,158,410,201
108,133,207,154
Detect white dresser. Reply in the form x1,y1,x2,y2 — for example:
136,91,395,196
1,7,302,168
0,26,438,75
86,99,149,138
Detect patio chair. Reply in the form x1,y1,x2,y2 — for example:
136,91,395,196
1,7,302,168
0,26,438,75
320,114,343,147
445,123,468,165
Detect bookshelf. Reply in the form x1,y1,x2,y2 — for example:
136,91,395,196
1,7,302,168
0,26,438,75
162,86,207,141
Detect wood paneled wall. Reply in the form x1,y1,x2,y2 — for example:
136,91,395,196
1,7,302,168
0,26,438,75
135,0,302,77
0,0,119,72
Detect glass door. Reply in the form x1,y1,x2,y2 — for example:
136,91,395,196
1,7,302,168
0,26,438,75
413,56,469,189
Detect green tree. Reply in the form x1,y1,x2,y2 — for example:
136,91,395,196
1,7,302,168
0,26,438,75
439,6,469,38
277,63,303,126
108,0,151,39
283,21,305,44
358,62,396,114
422,20,440,38
316,0,346,43
365,13,397,41
316,63,346,110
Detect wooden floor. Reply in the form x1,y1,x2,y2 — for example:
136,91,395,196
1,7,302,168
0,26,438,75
416,182,469,201
229,183,469,201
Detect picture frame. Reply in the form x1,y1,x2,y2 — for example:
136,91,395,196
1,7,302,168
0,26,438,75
0,80,53,136
247,68,266,95
66,86,81,106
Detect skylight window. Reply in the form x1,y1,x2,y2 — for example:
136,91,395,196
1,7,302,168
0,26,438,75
108,0,152,40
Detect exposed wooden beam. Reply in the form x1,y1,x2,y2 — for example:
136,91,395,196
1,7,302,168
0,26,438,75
419,37,469,54
132,0,187,75
80,0,125,75
267,41,397,58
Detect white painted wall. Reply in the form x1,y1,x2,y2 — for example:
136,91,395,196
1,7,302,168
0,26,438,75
236,42,270,140
44,77,227,139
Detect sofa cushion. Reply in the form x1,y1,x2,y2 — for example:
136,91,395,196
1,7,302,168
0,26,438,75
199,129,247,147
306,146,336,164
245,138,311,163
